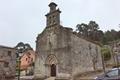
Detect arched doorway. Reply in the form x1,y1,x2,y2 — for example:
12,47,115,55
51,64,56,76
45,54,58,77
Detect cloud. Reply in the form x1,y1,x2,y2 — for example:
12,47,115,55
0,0,120,49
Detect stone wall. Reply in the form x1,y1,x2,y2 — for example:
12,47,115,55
71,33,102,76
0,46,16,78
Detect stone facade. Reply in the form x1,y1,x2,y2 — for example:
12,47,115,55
0,45,16,78
34,2,102,79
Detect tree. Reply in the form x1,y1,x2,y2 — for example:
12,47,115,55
76,23,89,37
88,21,100,41
103,29,118,45
76,21,102,41
110,29,118,40
76,21,120,45
24,43,33,51
97,30,104,42
117,31,120,39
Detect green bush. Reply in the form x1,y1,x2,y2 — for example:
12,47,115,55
101,47,111,61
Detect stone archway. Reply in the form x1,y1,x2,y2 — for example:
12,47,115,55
45,54,58,77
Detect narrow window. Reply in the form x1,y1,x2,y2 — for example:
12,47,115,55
26,58,27,61
8,51,11,56
49,16,51,20
53,15,55,18
31,58,33,62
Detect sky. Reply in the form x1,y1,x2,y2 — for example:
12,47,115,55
0,0,120,49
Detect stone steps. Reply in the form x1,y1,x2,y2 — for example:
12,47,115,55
45,77,55,80
45,77,69,80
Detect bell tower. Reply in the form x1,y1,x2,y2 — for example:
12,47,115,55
45,2,61,27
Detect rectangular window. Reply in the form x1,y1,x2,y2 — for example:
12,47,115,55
8,51,11,56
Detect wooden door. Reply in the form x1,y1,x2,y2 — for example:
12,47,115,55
51,64,56,76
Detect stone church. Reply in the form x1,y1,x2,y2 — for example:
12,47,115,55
34,2,102,79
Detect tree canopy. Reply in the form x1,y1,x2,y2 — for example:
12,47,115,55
76,21,120,45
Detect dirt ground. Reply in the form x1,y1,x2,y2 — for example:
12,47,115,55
73,67,112,80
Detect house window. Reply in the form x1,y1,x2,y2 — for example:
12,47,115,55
28,52,30,55
31,58,33,62
26,58,28,61
8,51,11,56
4,62,9,67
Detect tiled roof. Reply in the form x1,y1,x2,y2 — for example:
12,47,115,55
0,45,14,49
